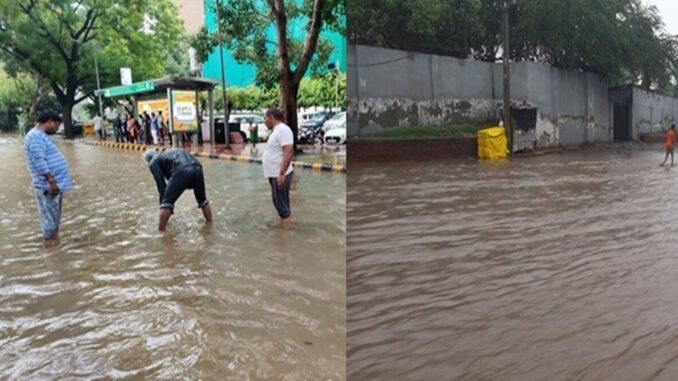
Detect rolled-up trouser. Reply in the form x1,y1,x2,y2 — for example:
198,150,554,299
33,188,63,239
268,172,293,219
160,164,209,210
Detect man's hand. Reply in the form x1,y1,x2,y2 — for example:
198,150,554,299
47,177,59,195
277,174,285,188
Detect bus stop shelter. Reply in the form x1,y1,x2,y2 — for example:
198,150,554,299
96,76,224,148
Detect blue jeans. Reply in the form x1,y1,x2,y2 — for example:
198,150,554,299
33,188,62,239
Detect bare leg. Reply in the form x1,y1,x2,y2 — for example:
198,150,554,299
159,208,172,231
202,204,212,223
281,217,292,230
662,152,670,166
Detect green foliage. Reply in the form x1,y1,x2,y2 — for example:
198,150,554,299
348,0,678,90
214,73,346,111
0,0,187,135
0,66,58,130
297,73,346,109
191,0,345,89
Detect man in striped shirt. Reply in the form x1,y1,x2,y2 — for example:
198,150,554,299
24,111,73,248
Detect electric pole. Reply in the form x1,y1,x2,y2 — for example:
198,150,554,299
503,0,512,154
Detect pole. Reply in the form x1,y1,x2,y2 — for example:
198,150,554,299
503,0,512,154
94,53,104,116
215,0,230,148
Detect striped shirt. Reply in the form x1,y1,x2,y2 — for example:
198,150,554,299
24,127,72,193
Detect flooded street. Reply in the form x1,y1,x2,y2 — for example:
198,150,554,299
0,136,345,380
348,144,678,380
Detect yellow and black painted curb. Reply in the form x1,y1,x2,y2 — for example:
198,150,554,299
79,140,347,174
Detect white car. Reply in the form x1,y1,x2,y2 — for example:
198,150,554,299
322,111,346,133
324,122,346,145
227,114,269,141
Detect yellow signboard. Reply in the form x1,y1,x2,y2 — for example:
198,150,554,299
136,91,198,133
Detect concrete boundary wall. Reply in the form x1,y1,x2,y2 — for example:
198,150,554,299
349,44,614,148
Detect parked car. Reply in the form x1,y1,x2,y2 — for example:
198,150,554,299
57,119,84,136
322,111,346,133
211,114,268,143
228,113,269,141
324,121,346,145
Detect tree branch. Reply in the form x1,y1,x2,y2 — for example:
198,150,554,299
75,91,93,104
294,0,323,84
17,2,71,64
49,81,66,103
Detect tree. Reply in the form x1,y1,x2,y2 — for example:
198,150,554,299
348,0,678,91
192,0,345,147
0,64,58,131
0,0,185,138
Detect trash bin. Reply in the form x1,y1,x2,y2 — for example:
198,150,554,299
477,126,508,160
214,120,226,144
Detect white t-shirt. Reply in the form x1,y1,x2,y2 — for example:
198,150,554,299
262,123,294,178
93,116,103,130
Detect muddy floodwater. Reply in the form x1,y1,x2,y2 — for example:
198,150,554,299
348,144,678,380
0,135,345,380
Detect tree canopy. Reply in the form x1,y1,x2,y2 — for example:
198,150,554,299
348,0,678,91
0,0,186,137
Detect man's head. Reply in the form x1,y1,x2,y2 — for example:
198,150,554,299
37,111,62,135
671,123,675,130
264,108,284,130
151,112,156,117
159,111,163,116
143,149,158,165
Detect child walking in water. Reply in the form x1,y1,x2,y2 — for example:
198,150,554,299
661,123,676,167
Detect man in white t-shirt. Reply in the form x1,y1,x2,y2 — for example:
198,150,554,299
262,108,294,230
93,113,104,140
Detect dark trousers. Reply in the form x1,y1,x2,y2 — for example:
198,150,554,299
268,172,293,219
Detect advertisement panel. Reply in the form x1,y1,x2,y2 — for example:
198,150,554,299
136,91,198,133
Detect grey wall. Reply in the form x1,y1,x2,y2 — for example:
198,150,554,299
349,44,613,148
631,88,678,139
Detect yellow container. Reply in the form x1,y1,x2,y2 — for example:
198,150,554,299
477,126,509,160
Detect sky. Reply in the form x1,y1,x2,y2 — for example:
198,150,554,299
646,0,678,36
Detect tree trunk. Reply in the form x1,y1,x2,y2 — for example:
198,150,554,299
62,99,75,139
281,78,300,152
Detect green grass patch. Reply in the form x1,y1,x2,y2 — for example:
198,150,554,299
372,123,493,139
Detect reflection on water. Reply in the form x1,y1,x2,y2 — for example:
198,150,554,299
348,144,678,380
0,136,345,380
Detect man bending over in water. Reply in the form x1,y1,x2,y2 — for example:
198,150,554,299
143,149,212,231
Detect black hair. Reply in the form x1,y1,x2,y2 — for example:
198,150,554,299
37,110,62,124
265,108,284,121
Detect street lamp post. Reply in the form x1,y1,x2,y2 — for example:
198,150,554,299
94,51,104,118
215,0,230,148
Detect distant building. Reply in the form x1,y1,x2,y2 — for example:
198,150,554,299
172,0,205,35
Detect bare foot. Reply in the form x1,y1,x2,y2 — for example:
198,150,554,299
281,218,292,230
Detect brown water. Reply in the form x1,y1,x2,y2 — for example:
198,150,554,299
0,136,345,380
348,144,678,381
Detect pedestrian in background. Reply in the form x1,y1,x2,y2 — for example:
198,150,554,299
661,123,676,167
